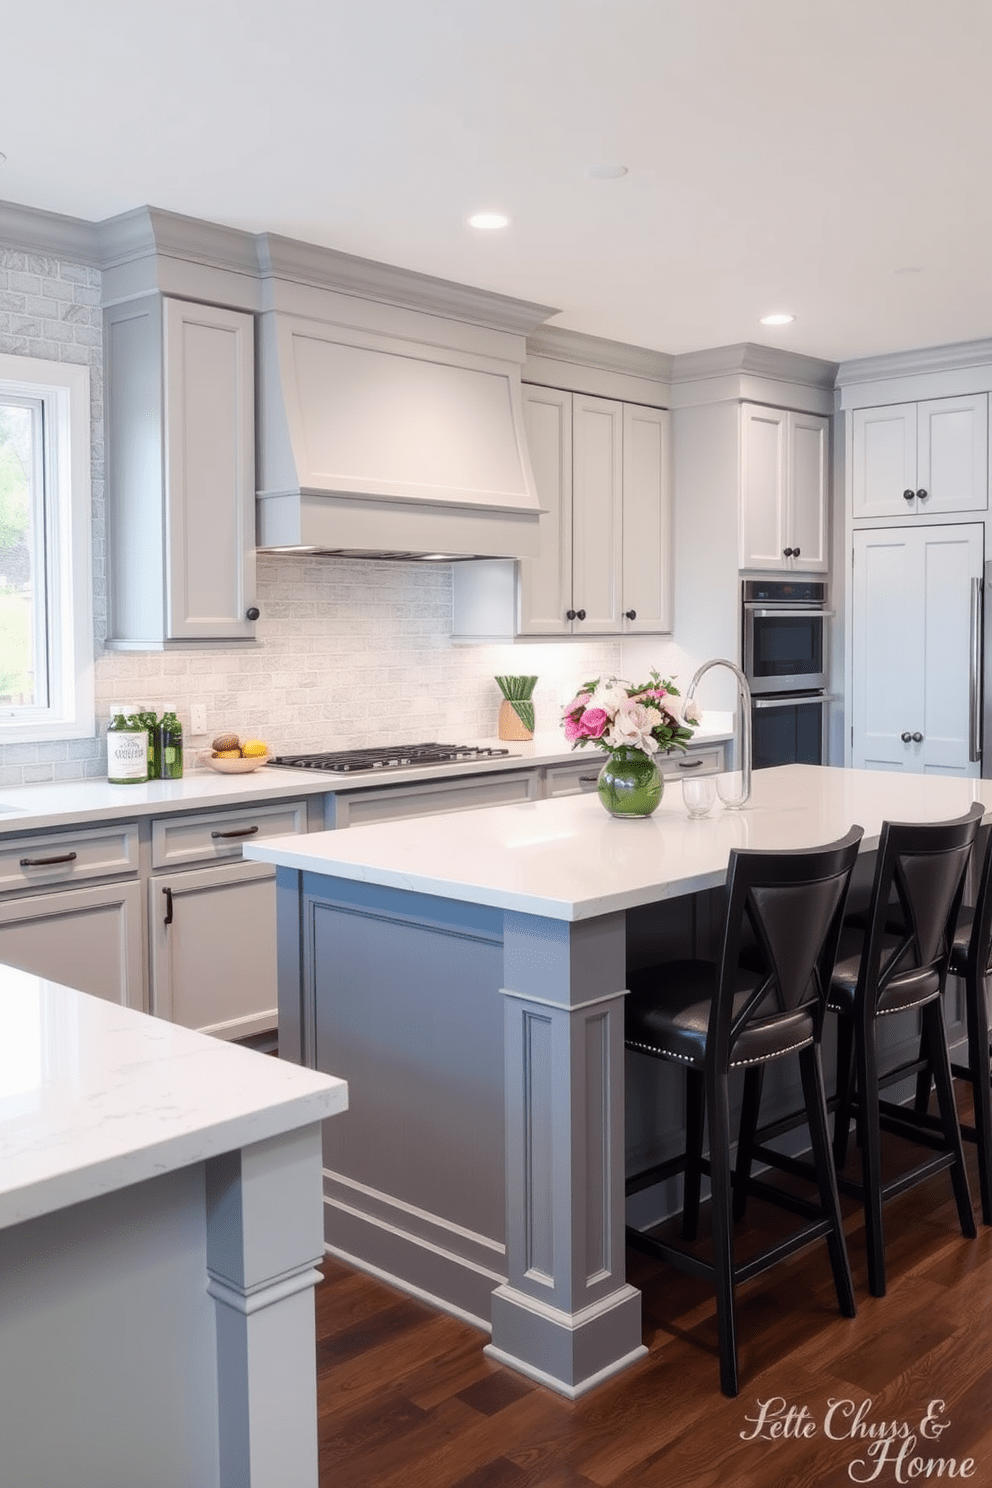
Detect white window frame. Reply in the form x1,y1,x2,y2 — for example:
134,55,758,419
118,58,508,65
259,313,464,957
0,353,94,743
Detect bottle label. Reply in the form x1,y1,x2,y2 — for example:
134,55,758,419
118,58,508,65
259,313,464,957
108,731,148,782
164,746,176,765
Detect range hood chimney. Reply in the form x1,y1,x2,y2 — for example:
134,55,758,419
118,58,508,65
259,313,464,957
254,237,557,560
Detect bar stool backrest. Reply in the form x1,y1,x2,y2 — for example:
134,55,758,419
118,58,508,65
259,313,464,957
712,826,864,1073
856,805,985,1016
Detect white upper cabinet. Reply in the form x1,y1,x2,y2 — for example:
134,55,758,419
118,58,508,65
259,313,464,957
105,295,257,647
739,403,828,571
451,387,672,639
851,394,988,519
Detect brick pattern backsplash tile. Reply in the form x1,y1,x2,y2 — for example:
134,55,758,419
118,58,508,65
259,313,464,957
1,247,670,786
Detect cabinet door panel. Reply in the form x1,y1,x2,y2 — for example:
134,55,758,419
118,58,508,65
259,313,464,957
740,404,788,568
789,412,829,570
164,299,256,641
150,861,277,1039
0,881,143,1008
852,524,983,775
518,387,572,635
571,394,622,632
918,394,988,514
622,405,672,632
852,404,917,518
852,531,917,769
919,526,984,772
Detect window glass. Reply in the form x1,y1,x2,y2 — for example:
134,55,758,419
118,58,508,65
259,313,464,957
0,396,48,711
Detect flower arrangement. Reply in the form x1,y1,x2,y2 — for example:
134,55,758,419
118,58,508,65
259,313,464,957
561,671,700,756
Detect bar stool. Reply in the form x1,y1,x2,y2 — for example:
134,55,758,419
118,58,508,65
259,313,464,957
624,825,863,1398
915,823,992,1225
738,805,983,1301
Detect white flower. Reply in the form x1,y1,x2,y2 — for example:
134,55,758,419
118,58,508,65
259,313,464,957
684,697,702,726
608,700,660,753
589,678,630,714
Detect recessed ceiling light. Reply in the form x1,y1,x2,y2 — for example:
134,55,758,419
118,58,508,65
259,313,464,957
586,164,629,180
467,211,510,231
760,312,796,327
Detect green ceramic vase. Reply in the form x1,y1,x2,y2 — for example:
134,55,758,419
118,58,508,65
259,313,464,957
596,746,663,819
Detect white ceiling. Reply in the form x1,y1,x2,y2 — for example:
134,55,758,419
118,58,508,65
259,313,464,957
3,0,991,363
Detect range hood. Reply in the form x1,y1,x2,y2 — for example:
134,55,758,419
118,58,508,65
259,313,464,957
255,288,552,561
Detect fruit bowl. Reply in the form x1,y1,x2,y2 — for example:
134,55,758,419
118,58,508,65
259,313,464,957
206,752,269,775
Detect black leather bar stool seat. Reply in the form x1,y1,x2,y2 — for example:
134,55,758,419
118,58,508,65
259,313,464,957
625,825,863,1398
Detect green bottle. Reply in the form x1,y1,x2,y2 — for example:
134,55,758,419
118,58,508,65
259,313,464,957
157,704,184,780
137,707,159,778
107,706,148,785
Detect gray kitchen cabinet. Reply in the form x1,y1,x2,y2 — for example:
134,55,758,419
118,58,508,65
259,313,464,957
0,822,143,1007
543,741,726,798
149,859,279,1039
147,797,309,1039
739,403,829,572
451,388,671,639
851,394,988,520
326,768,542,828
0,879,142,1008
851,522,984,775
104,294,257,647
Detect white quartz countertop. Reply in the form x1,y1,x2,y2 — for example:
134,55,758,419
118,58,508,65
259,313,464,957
0,964,348,1231
245,764,992,922
0,725,733,835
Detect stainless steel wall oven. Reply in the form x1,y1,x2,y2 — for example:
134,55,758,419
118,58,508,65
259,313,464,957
742,579,831,768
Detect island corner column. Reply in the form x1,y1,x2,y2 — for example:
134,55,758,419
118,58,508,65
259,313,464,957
486,906,647,1398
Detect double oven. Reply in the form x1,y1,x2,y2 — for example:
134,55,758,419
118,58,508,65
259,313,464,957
742,578,832,769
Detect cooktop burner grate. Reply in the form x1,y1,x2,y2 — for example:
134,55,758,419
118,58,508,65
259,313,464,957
271,742,514,774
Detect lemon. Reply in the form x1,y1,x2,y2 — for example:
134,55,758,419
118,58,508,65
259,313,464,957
242,739,268,758
213,749,242,759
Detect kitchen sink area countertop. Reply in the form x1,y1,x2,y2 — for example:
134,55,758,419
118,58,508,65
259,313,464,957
0,721,735,834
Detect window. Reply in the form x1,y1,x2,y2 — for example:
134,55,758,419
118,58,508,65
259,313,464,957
0,354,93,742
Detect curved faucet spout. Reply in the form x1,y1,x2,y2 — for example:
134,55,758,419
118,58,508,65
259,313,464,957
685,658,752,806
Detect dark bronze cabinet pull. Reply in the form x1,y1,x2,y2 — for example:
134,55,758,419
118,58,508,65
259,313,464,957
163,885,173,925
677,759,703,769
210,825,260,840
19,850,77,867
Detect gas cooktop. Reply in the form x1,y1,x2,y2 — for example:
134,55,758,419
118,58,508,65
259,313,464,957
271,743,515,774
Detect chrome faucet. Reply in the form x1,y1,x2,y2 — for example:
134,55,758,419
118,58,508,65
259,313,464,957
685,658,752,806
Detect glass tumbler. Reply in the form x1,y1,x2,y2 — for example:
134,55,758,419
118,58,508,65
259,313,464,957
683,776,716,818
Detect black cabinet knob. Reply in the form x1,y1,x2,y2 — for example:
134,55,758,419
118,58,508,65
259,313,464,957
624,609,637,620
901,731,912,743
566,609,576,621
783,547,794,557
903,489,916,502
912,731,923,743
916,488,928,501
793,546,801,557
576,609,586,621
246,606,260,621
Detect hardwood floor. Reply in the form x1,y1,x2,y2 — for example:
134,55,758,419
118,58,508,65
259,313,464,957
315,1138,992,1488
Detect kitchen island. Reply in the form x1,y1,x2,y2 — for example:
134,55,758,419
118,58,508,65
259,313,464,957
246,763,992,1399
0,963,347,1488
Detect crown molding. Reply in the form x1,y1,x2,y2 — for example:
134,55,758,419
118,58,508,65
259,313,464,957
835,336,992,386
671,341,838,390
254,232,556,336
0,197,101,263
95,205,260,276
524,324,673,381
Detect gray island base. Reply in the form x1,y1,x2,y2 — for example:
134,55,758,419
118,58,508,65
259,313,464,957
251,764,992,1398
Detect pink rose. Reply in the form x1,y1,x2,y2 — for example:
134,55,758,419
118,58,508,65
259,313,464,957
564,691,592,716
579,707,609,739
564,713,584,741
